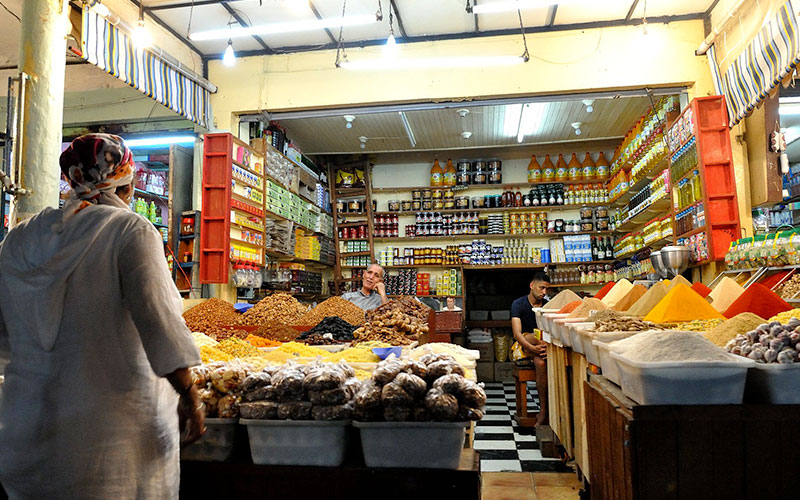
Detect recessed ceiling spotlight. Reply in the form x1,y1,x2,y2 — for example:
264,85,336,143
461,131,473,139
344,115,355,129
359,136,368,149
582,99,595,113
571,122,583,136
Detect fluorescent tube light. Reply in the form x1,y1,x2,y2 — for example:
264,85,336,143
399,111,416,148
472,0,564,14
340,55,526,70
502,104,523,137
190,15,376,41
779,104,800,116
124,135,197,147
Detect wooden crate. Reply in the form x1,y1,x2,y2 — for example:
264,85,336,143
570,351,590,479
547,342,573,456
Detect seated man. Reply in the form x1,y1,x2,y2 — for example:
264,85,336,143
342,263,389,311
510,271,551,426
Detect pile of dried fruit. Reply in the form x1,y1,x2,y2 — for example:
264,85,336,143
297,297,365,327
776,275,800,300
353,297,431,345
593,316,665,332
237,293,307,326
250,323,302,342
299,316,357,343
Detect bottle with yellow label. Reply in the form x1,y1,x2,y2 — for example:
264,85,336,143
582,152,596,181
596,152,610,180
443,159,456,186
527,155,542,183
568,153,582,182
555,154,568,181
542,154,555,181
430,159,443,187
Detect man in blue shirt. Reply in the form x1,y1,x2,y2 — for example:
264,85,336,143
511,271,550,426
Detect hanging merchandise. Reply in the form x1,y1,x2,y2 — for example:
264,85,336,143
643,284,725,323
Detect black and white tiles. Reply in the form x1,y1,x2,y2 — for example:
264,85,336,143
475,382,570,473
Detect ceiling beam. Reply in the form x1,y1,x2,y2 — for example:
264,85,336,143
308,0,338,44
221,2,273,53
704,0,722,16
473,0,479,32
146,0,250,11
214,13,703,59
625,0,640,21
129,0,205,59
546,5,558,27
389,0,408,39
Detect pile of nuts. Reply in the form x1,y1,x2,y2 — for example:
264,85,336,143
237,293,308,326
250,323,302,342
353,297,431,345
298,296,366,327
777,275,800,300
183,298,242,335
593,316,665,333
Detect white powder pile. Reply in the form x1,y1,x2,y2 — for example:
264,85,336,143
590,331,641,344
617,330,733,362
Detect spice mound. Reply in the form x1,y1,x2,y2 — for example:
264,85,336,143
183,298,241,338
546,290,582,311
238,293,307,326
297,296,365,327
620,331,733,362
704,313,764,347
643,284,724,323
567,298,608,319
723,283,791,320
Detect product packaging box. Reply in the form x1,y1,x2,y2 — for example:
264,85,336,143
476,362,494,383
494,362,514,383
468,341,494,362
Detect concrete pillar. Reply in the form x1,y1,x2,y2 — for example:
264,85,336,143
13,0,67,222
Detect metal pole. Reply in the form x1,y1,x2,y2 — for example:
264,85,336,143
13,0,68,224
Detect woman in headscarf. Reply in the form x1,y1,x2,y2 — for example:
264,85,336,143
0,134,204,499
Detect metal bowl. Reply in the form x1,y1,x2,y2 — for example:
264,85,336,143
660,245,691,278
649,251,669,279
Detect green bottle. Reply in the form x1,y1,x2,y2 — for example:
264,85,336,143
148,201,157,223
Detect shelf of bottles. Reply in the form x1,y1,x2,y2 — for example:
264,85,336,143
610,96,680,177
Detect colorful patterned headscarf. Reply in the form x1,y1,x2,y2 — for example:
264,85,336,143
59,133,135,215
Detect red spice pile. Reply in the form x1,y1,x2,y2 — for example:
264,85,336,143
594,281,616,300
691,282,712,299
723,283,792,319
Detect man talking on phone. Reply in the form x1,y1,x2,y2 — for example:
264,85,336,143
342,263,389,311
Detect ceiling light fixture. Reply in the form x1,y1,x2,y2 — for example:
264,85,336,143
457,109,470,118
132,2,152,48
461,131,473,139
385,3,399,56
516,104,531,143
124,135,197,148
571,122,583,135
399,111,417,148
223,39,236,66
516,103,547,143
359,136,368,150
340,55,526,70
503,104,524,137
582,99,595,113
344,115,356,128
190,14,378,41
470,0,581,15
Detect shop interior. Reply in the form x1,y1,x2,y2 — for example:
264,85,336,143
4,0,800,499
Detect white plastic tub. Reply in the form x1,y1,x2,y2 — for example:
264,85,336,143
241,419,350,466
611,351,754,405
543,313,569,341
567,322,595,355
181,418,238,462
745,362,800,404
554,318,586,348
583,331,640,368
534,308,558,331
353,421,467,469
594,340,623,385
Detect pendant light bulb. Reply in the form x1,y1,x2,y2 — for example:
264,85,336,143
385,32,398,56
223,40,236,67
132,20,152,48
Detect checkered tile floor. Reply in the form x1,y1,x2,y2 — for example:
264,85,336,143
475,382,570,473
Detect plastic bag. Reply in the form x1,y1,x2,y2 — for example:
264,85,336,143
394,372,427,399
277,401,312,420
312,403,353,421
240,401,279,419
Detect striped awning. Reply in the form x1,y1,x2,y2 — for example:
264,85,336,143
81,7,213,129
707,0,800,127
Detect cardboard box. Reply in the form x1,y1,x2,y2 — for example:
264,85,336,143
476,362,494,383
494,362,514,383
468,341,494,362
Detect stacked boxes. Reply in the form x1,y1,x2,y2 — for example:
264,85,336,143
289,269,323,296
294,230,322,262
434,268,462,297
385,269,417,295
315,213,334,239
416,273,431,296
266,180,320,232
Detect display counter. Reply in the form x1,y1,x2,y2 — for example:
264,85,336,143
584,374,800,500
180,449,480,500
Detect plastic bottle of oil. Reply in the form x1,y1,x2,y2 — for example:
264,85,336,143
430,159,443,187
443,159,456,186
527,155,542,183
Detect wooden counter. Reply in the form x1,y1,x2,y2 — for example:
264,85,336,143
180,449,481,500
585,374,800,500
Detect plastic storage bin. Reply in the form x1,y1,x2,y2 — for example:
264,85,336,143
611,351,753,405
181,418,239,462
354,421,467,469
490,310,511,320
469,310,489,321
567,322,595,354
745,362,800,404
241,419,349,466
543,313,570,337
595,340,623,384
534,308,558,331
